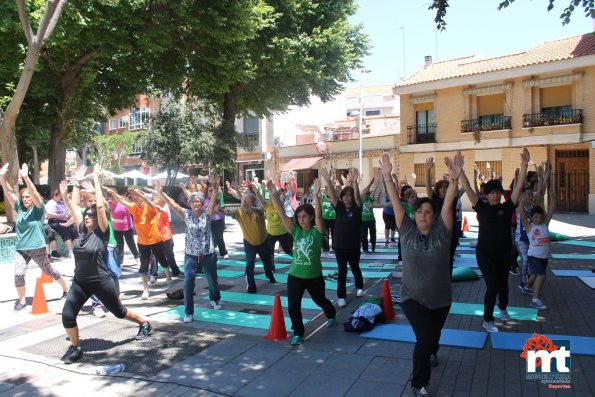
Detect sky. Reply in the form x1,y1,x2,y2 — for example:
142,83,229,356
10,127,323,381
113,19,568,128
348,0,595,87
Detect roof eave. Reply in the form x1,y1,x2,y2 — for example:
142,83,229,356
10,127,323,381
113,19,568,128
392,54,595,95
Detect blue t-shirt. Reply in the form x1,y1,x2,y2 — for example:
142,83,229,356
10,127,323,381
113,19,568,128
382,195,394,216
16,201,46,250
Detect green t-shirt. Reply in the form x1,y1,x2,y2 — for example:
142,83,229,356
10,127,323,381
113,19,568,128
16,201,46,250
362,197,375,222
289,225,323,279
80,207,117,247
321,196,335,220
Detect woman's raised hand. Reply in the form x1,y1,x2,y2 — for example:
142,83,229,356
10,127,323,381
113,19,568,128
19,163,29,178
59,180,69,197
0,163,9,177
379,153,393,176
319,167,330,182
313,178,321,196
426,157,434,171
520,148,530,167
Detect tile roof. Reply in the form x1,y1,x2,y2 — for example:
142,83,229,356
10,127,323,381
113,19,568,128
397,33,595,87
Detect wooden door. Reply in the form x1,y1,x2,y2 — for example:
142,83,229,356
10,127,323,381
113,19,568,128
556,150,589,212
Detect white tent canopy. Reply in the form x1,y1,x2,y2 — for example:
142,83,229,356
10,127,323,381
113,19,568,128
118,170,153,180
153,171,192,182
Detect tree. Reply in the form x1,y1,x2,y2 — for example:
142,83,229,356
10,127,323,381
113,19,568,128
90,130,139,173
429,0,595,30
138,96,226,187
0,0,68,220
183,0,369,128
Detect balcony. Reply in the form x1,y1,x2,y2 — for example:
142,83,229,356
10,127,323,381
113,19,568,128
461,114,511,133
522,109,583,128
407,124,436,144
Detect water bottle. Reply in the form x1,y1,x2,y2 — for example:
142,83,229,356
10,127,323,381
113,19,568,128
94,363,125,375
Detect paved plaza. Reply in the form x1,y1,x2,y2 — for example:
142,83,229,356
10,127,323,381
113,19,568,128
0,210,593,396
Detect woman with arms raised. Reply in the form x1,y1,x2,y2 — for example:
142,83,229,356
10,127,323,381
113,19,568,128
381,151,462,397
60,168,151,364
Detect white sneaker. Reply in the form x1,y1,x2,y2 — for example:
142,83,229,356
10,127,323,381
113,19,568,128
482,320,498,333
356,289,365,297
141,289,149,300
530,299,548,310
93,308,105,318
210,300,221,310
166,278,173,289
337,298,346,307
183,315,192,323
500,309,511,321
223,254,229,259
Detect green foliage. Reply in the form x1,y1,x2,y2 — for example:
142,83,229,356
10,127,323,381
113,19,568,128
90,130,139,170
430,0,595,30
138,95,229,185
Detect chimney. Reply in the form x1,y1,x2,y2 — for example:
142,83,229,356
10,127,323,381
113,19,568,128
424,55,433,68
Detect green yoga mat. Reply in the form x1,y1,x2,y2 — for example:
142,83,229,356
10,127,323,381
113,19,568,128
449,302,538,321
218,259,291,270
559,240,595,248
549,231,570,241
321,269,390,279
154,306,297,330
373,248,398,253
217,270,245,278
203,291,326,310
552,253,595,260
321,261,394,270
255,273,353,290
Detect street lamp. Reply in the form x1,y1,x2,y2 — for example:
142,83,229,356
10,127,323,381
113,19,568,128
358,68,371,177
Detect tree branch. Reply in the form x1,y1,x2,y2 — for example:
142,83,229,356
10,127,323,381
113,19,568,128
41,0,69,44
16,0,34,45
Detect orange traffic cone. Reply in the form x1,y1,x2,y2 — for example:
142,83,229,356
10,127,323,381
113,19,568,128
462,216,469,233
265,294,289,341
381,279,395,321
40,271,53,284
31,277,49,315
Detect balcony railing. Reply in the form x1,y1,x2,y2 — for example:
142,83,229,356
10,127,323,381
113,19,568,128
461,114,511,133
407,124,436,144
523,109,583,127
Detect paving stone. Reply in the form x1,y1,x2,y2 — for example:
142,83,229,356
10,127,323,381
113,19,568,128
288,373,353,397
359,356,412,386
235,368,309,397
314,351,372,379
345,379,405,397
268,349,332,375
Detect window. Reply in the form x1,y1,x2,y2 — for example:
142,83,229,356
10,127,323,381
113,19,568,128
475,161,502,182
542,105,573,119
365,110,380,116
109,119,116,130
242,118,260,148
129,107,150,130
130,141,143,156
119,116,127,129
413,163,434,188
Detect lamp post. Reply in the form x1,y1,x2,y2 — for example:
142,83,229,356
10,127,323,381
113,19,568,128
358,68,371,177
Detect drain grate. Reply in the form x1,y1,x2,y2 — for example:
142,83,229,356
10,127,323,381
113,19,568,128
22,318,228,377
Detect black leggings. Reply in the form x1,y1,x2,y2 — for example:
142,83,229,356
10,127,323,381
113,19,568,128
401,299,450,389
138,242,169,274
62,278,127,328
114,229,139,263
476,249,510,322
287,274,336,337
211,218,227,256
361,220,377,251
334,248,363,298
150,239,181,276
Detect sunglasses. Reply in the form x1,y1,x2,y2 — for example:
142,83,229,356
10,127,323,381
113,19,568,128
85,212,97,219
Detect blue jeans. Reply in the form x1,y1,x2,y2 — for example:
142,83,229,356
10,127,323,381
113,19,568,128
243,239,274,292
183,252,220,316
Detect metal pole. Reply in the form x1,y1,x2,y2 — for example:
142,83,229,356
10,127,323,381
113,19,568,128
358,79,364,175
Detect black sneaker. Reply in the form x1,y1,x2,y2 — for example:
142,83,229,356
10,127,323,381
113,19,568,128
135,322,152,340
430,353,438,367
269,276,277,284
63,345,83,364
14,301,27,312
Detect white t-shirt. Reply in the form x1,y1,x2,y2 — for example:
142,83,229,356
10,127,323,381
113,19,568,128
527,223,551,259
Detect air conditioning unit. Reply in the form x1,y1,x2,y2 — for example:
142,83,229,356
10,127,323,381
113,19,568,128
273,137,283,148
260,152,272,160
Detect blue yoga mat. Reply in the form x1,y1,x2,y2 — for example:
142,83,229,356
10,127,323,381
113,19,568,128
361,324,487,349
490,332,595,356
203,291,326,310
558,240,595,248
456,246,477,252
461,231,478,239
552,253,595,260
453,257,479,268
455,253,476,259
153,306,300,330
256,273,353,290
551,269,594,277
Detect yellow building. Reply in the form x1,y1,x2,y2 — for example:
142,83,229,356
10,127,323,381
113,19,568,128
394,34,595,213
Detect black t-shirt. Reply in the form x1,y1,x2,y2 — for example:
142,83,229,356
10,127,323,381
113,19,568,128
332,200,362,249
474,199,515,252
73,222,111,282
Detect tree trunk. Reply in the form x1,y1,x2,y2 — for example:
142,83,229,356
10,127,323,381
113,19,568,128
48,118,67,189
222,91,237,125
31,145,40,184
0,118,19,222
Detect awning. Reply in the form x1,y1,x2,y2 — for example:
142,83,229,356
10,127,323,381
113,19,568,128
282,156,323,171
